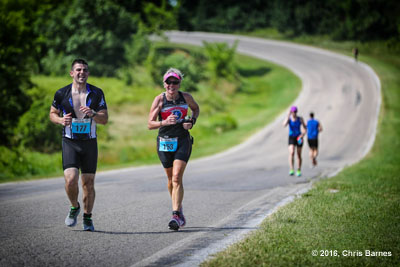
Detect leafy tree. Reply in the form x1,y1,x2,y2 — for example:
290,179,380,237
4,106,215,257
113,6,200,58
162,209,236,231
178,0,271,33
118,23,153,85
124,23,153,68
0,0,43,146
36,0,140,76
142,0,178,33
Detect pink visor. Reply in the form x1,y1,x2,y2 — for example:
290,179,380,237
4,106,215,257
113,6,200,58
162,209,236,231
163,72,181,82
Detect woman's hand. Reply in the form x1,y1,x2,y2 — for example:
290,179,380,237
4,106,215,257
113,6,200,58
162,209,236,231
165,114,178,125
183,121,193,130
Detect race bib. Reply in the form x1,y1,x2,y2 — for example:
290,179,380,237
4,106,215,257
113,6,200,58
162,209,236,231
159,137,178,152
71,118,91,134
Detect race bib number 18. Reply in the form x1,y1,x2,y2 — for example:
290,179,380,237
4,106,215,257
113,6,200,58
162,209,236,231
71,118,91,134
159,137,178,152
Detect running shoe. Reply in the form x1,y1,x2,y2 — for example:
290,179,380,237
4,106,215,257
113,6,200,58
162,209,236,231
179,207,186,227
296,170,302,177
83,217,95,232
168,214,184,231
65,204,80,227
289,170,295,176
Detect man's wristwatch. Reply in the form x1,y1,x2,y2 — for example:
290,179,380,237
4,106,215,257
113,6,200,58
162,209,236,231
91,110,97,118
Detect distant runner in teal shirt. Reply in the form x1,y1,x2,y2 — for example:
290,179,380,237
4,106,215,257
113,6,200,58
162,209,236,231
283,106,307,177
307,112,323,167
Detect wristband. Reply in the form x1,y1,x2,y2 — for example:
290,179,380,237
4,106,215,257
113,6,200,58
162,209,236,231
192,117,197,125
91,110,97,118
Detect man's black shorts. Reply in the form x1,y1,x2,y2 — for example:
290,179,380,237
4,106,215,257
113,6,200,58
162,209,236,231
157,135,193,168
288,136,303,147
308,138,318,148
62,137,98,173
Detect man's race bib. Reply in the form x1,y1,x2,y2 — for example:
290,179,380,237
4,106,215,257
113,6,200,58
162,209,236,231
71,118,91,134
159,137,178,152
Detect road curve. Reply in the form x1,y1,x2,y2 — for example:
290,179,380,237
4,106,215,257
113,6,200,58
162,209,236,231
0,32,380,266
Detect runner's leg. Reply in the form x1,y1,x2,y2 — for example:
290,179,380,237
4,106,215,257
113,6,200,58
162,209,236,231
164,167,173,197
313,148,318,165
288,144,295,171
64,168,80,207
171,159,187,211
309,148,313,165
81,173,96,214
297,146,303,170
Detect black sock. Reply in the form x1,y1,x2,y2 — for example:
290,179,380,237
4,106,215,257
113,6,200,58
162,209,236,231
172,210,180,216
83,213,92,219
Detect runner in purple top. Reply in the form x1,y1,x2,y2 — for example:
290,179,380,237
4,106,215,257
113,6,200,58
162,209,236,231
283,106,307,177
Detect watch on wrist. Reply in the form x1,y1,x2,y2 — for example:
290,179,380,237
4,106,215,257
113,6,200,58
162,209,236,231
91,110,97,117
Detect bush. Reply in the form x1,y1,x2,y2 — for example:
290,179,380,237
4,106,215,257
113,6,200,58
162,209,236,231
208,113,238,133
0,146,61,181
14,97,61,153
120,24,153,85
203,41,238,81
0,146,28,180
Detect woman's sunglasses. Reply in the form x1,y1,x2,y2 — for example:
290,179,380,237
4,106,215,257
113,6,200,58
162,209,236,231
165,80,180,85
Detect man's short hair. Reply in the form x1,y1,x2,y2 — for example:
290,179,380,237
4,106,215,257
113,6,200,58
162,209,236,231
71,59,88,70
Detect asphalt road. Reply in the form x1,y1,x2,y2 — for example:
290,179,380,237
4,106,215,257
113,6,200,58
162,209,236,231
0,32,380,267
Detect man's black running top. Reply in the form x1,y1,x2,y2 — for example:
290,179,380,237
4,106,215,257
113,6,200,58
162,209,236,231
52,83,107,140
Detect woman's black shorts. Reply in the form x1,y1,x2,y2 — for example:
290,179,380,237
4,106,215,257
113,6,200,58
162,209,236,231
157,135,193,168
288,136,303,147
62,137,98,173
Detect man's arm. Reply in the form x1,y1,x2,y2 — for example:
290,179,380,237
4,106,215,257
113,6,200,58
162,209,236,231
79,106,108,125
92,109,108,125
49,106,72,126
301,117,307,136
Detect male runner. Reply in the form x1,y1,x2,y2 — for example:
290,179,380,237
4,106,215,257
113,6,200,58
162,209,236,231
49,59,108,231
307,112,323,167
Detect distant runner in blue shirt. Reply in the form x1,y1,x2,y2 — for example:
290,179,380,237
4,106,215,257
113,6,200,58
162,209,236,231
283,106,307,177
307,112,323,167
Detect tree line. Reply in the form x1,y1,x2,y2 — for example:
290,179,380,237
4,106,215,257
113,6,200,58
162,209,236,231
178,0,400,41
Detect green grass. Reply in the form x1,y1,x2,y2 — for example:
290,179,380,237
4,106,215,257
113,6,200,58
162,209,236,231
201,37,400,266
0,44,300,182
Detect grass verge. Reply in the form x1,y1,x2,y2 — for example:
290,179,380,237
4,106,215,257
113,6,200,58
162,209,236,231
201,38,400,266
